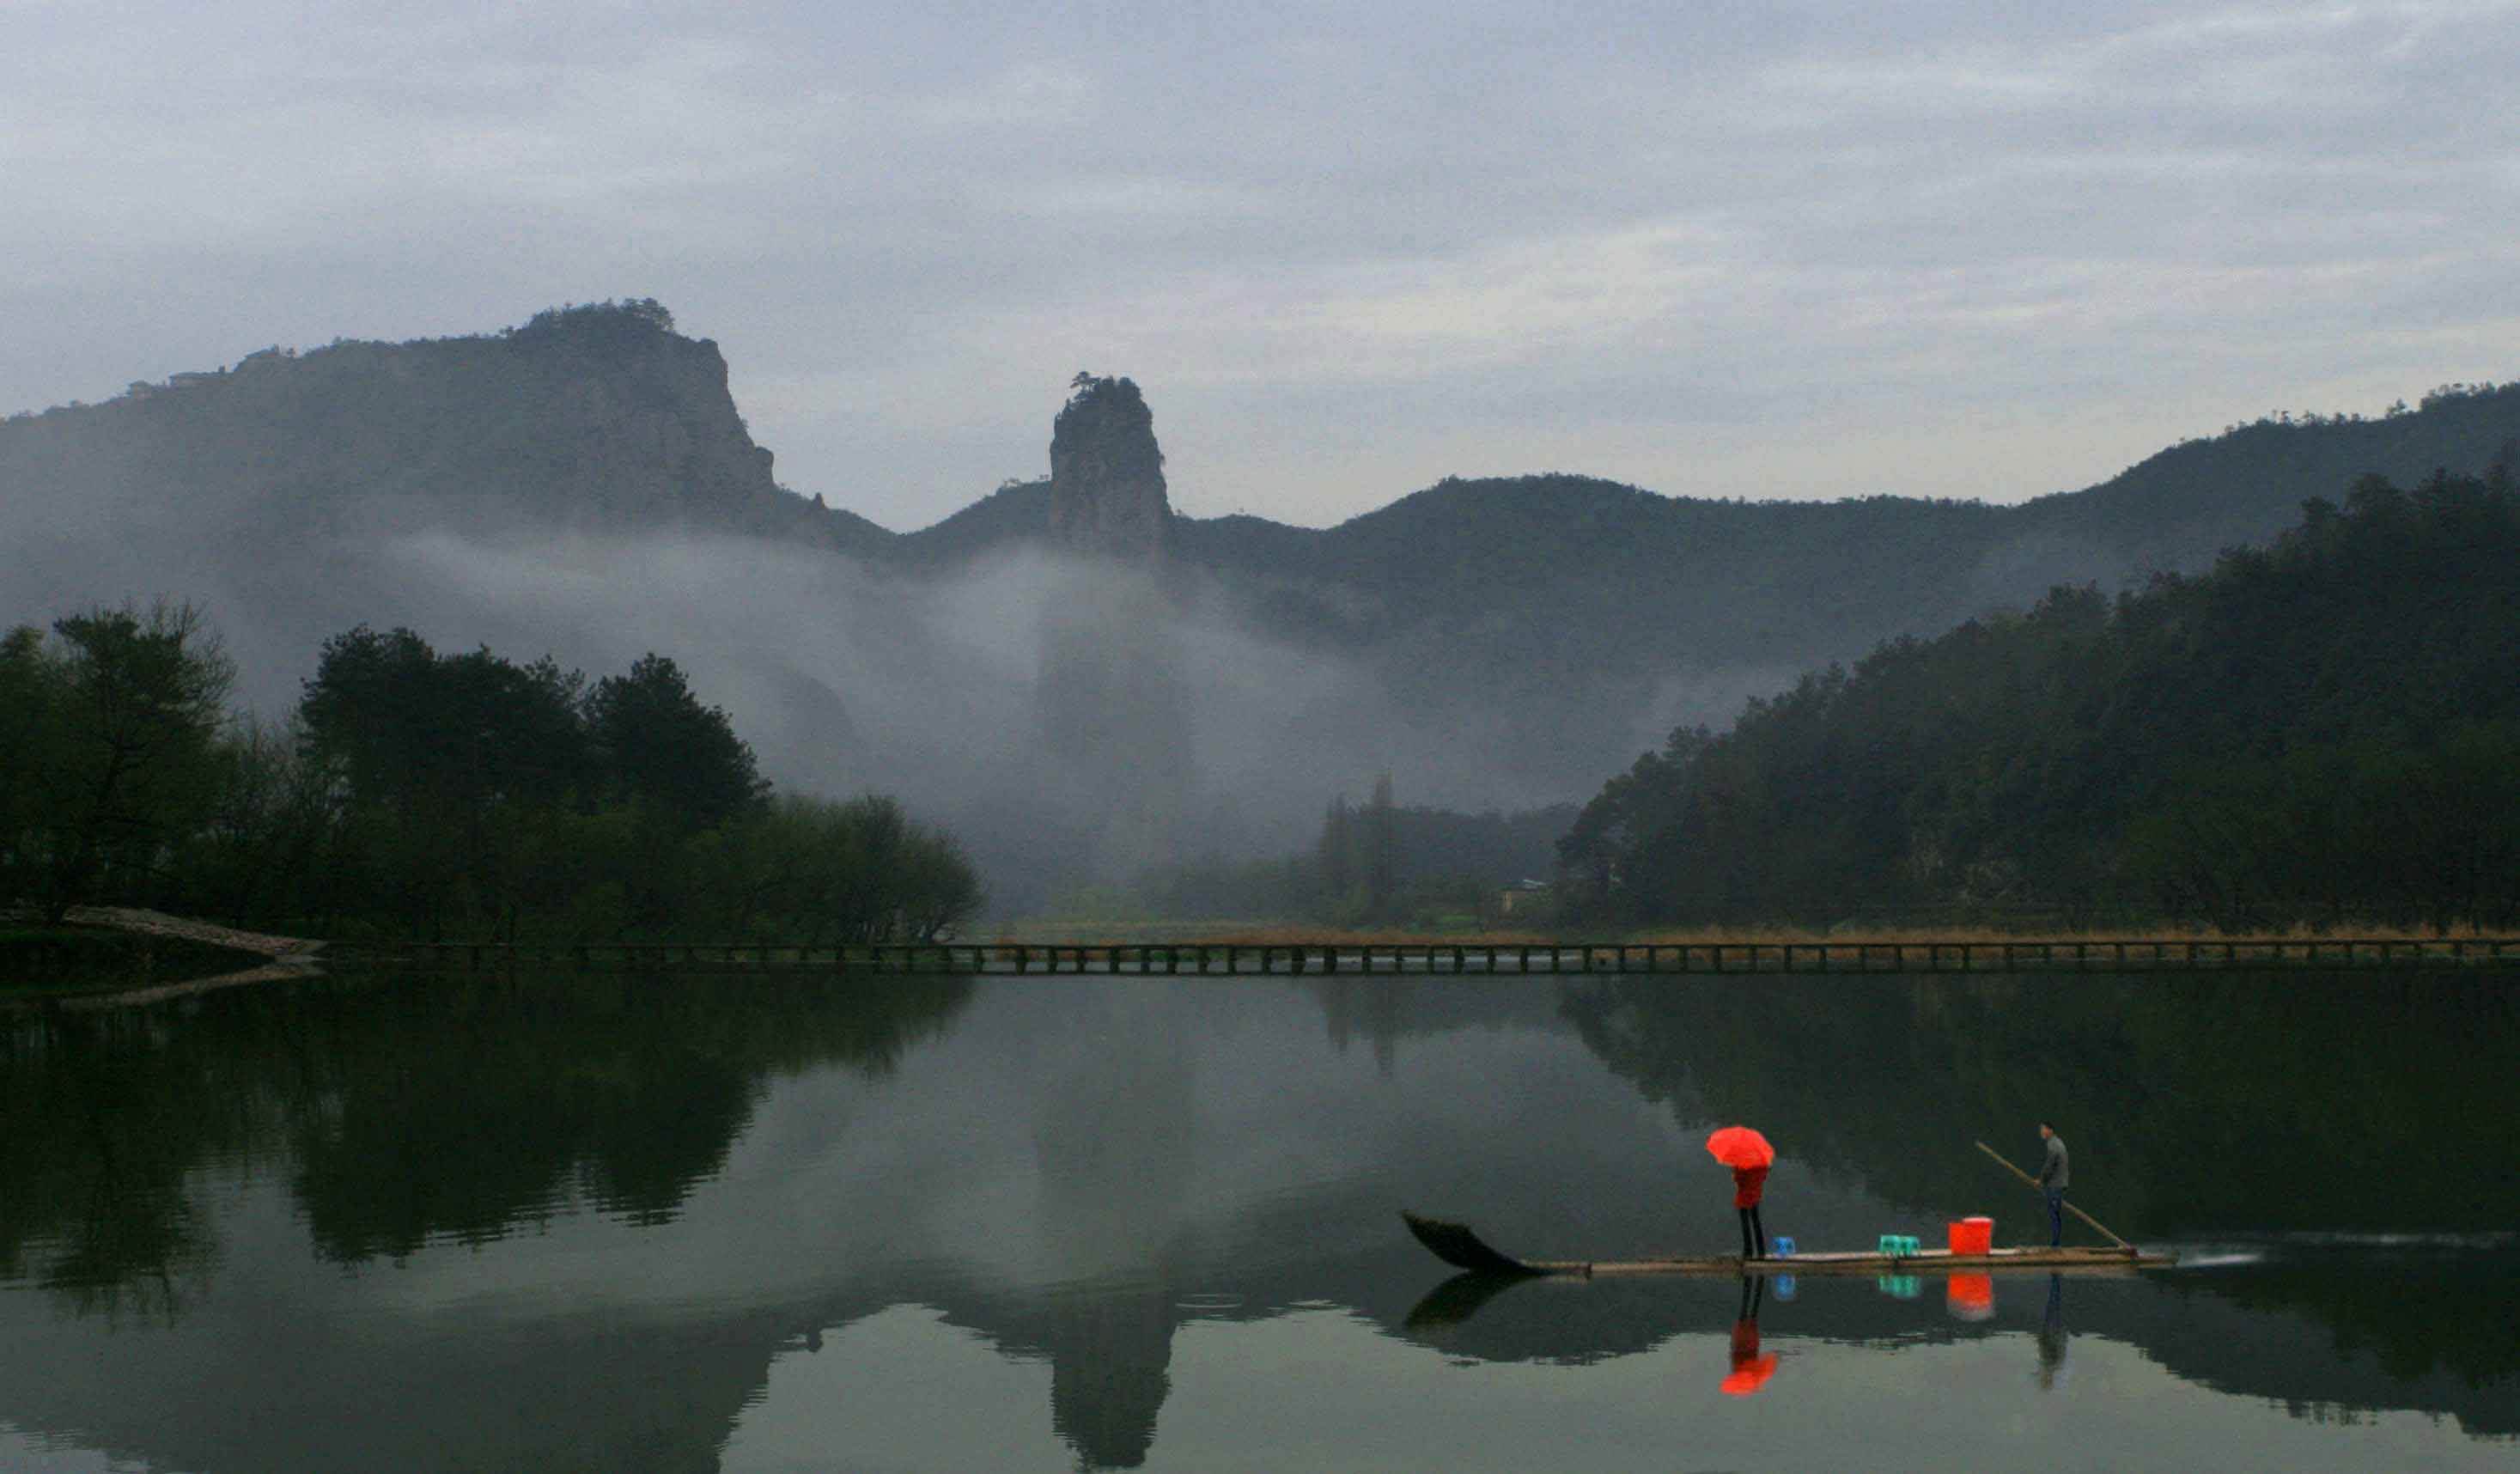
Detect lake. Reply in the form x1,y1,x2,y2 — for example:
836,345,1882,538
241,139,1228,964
3,970,2513,1471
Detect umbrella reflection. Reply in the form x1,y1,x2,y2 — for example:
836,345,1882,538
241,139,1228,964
1721,1276,1780,1397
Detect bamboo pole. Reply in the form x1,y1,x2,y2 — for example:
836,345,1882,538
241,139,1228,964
1975,1141,2133,1251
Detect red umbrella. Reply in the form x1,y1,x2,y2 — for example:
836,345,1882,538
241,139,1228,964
1705,1125,1775,1169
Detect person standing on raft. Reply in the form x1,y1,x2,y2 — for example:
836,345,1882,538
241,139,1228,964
2036,1123,2071,1246
1732,1160,1769,1260
1706,1125,1777,1260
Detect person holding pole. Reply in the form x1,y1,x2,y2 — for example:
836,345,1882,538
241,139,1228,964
2036,1123,2070,1246
1974,1137,2134,1254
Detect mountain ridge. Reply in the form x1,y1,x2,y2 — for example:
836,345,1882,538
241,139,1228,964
7,300,2517,812
15,302,2515,600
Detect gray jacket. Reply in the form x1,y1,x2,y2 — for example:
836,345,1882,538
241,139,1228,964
2038,1134,2070,1191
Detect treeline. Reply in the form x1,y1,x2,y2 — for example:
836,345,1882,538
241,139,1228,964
1560,470,2520,931
1,607,980,941
1128,781,1574,926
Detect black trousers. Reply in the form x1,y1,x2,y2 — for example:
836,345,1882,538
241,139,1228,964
1738,1204,1766,1258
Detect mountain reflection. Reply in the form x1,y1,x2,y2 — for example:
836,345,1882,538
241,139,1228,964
1,971,2513,1474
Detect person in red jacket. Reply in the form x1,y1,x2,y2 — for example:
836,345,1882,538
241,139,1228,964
1732,1161,1769,1260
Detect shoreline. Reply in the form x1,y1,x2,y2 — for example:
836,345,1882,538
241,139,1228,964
3,907,324,1008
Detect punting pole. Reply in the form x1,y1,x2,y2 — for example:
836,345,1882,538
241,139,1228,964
1975,1140,2135,1251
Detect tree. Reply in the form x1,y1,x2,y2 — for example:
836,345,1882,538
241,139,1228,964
26,601,234,918
298,627,594,937
184,717,340,926
1317,797,1354,909
0,624,62,899
1364,773,1397,919
586,654,765,830
896,829,985,941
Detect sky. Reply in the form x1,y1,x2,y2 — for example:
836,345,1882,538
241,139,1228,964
5,0,2517,532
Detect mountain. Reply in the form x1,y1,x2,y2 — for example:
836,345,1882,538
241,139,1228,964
0,299,892,556
5,300,2517,842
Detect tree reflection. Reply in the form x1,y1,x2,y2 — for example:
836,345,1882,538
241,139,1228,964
2,1011,234,1322
1,972,972,1305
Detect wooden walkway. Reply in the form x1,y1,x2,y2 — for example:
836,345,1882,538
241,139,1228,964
331,936,2520,975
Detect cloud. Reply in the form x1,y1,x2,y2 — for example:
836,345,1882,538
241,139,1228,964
3,0,2517,530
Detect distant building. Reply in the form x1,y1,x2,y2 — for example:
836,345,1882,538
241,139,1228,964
1496,879,1552,916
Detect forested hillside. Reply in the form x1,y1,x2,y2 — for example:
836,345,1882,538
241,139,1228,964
1558,469,2520,931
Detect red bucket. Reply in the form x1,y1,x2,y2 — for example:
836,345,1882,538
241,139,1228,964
1947,1216,1993,1256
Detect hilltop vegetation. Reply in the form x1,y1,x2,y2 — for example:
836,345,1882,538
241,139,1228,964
1559,468,2520,932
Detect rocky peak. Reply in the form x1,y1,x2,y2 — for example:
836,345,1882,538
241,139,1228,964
0,299,909,553
1048,374,1171,562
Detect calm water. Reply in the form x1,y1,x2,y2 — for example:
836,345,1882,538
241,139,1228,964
3,971,2514,1472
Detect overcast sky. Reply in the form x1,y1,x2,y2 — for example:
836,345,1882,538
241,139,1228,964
6,0,2516,530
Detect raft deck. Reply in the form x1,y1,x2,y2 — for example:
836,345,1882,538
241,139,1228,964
1403,1211,2177,1277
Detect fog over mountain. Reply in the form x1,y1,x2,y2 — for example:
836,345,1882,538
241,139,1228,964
5,302,2516,903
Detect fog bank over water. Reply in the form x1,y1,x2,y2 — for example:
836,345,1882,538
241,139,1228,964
368,528,1763,892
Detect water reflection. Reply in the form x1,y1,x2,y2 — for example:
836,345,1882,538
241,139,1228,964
1559,971,2520,1239
1720,1276,1778,1397
2038,1274,2069,1390
0,970,2512,1473
2,973,972,1300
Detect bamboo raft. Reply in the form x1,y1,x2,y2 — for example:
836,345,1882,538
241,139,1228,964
1401,1211,2177,1277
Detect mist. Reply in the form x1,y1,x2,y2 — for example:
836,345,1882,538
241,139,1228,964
0,483,1785,910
